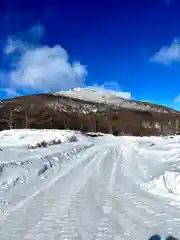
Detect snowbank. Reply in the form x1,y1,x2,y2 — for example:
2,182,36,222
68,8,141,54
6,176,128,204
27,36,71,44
125,135,180,203
0,129,92,194
0,129,93,208
0,129,84,148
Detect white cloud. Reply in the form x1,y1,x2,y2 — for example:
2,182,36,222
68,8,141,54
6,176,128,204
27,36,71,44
8,45,86,90
2,24,87,93
3,24,45,55
4,37,24,55
4,88,19,97
1,24,132,101
0,88,18,97
150,39,180,65
111,90,131,99
87,81,132,99
174,95,180,103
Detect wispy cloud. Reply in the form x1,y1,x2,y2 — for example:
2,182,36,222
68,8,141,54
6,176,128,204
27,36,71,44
0,88,19,98
1,24,87,96
174,94,180,103
150,39,180,65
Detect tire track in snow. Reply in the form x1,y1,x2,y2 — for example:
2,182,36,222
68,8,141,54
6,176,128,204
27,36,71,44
1,141,180,239
23,147,110,240
104,144,180,239
0,146,108,239
0,145,97,219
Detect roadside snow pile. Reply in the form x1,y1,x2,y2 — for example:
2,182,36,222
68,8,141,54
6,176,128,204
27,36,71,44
128,135,180,203
106,135,180,204
0,129,83,148
0,129,93,193
143,172,180,197
0,132,93,203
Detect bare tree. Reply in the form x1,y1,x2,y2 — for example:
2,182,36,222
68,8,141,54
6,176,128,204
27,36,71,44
21,96,38,129
0,101,17,129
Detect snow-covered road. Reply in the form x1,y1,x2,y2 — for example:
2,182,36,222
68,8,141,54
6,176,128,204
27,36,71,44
0,132,180,239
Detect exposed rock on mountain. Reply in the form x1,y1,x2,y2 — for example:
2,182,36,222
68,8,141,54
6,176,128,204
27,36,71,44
0,88,179,136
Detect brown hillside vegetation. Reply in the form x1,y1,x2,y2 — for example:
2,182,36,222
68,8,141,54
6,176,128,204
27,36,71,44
0,92,179,136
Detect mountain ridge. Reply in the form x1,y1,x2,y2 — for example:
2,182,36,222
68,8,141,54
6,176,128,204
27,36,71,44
1,87,179,114
0,88,179,136
52,88,179,113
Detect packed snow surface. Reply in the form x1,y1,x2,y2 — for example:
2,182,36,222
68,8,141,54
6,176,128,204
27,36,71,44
0,129,180,239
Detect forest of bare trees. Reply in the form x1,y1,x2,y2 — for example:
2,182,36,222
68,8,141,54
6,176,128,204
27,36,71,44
0,93,179,136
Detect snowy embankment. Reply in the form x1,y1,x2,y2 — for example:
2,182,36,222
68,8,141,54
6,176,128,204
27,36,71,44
0,129,93,209
1,130,180,239
0,129,86,148
114,135,180,202
136,135,180,203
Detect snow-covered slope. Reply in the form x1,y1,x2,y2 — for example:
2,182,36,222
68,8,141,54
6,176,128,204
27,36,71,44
53,87,126,104
53,87,177,113
1,129,180,239
0,129,85,147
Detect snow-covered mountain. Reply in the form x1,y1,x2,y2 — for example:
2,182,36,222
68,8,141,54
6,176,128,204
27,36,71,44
1,129,180,239
53,87,178,113
0,88,179,136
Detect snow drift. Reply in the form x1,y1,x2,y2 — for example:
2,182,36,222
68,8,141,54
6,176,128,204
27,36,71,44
0,129,85,148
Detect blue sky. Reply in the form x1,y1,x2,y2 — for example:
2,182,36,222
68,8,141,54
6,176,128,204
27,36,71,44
0,0,180,109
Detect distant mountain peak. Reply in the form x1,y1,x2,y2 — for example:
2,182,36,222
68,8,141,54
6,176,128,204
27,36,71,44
52,88,178,114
